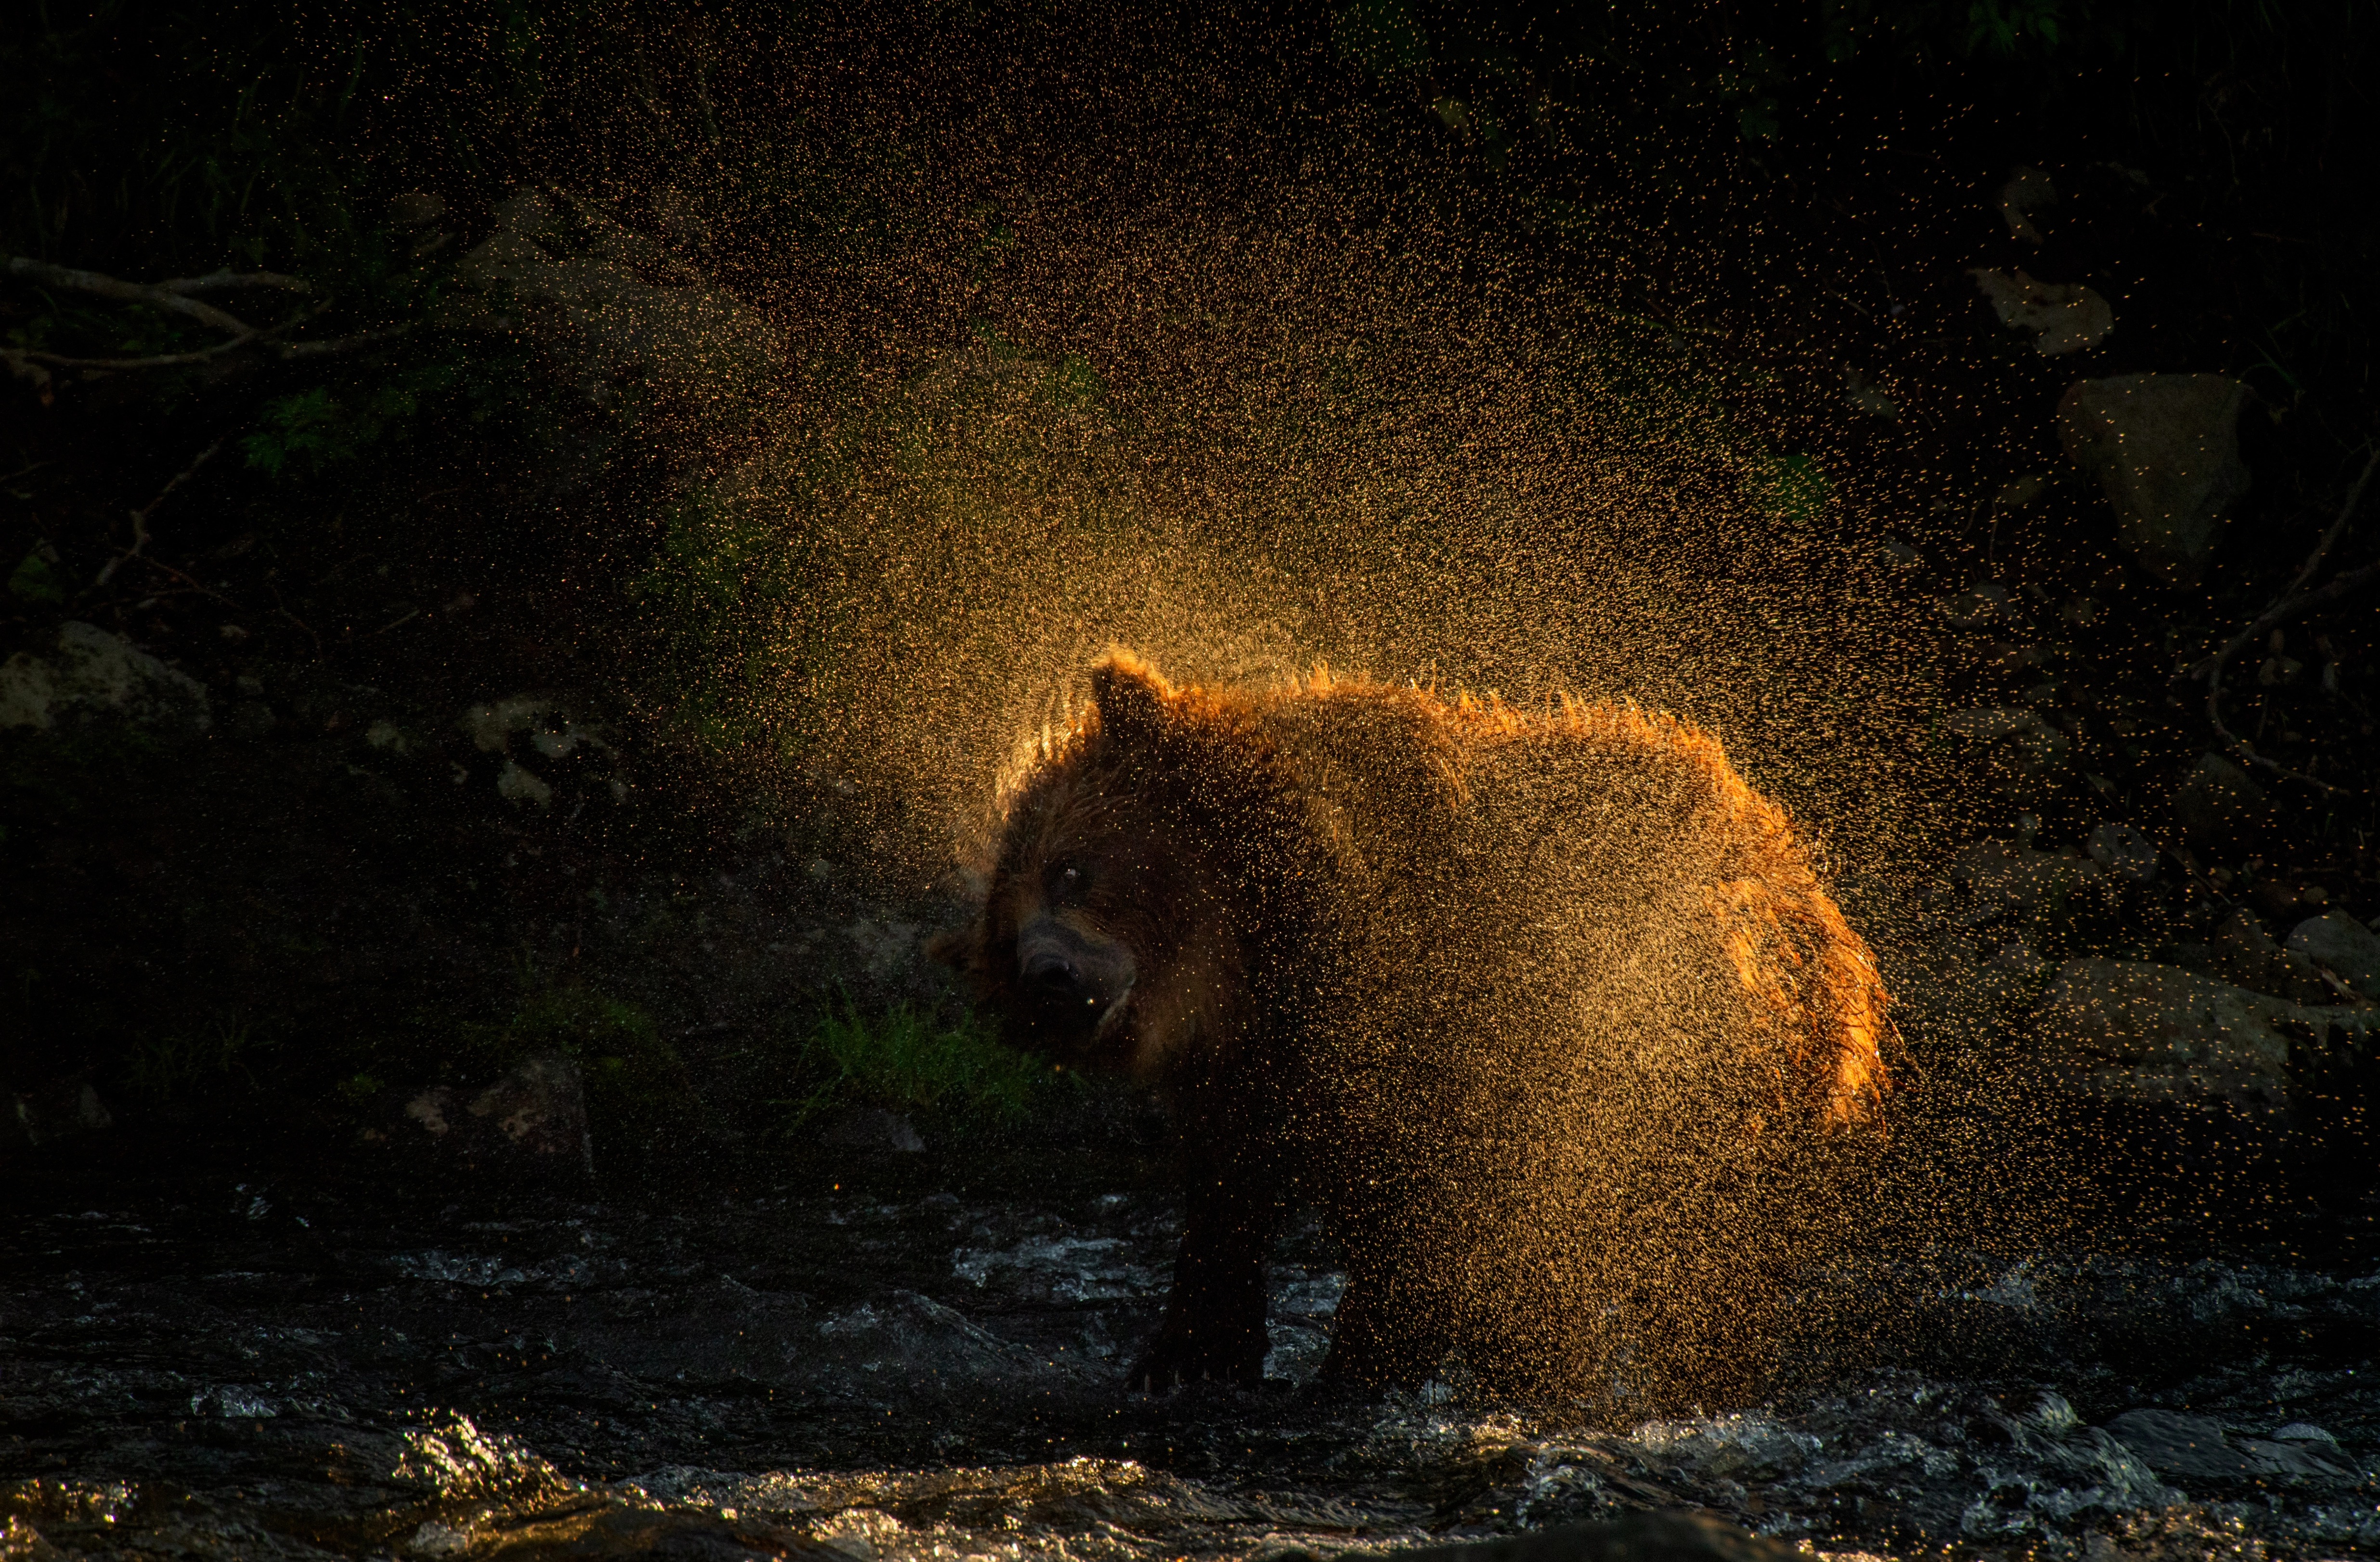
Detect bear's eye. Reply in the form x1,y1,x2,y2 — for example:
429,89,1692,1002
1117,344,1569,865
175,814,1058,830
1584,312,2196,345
1049,862,1086,898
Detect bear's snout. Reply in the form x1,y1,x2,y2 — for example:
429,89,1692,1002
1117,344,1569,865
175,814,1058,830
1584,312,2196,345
1022,949,1083,997
1013,912,1135,1035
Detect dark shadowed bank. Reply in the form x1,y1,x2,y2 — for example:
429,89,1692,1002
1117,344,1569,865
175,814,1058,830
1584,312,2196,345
3,2,2380,1557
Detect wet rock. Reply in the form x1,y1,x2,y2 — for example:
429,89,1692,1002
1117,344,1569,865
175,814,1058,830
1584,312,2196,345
2238,1432,2357,1481
465,694,617,808
1950,837,2106,921
2286,911,2380,997
1938,707,2069,777
8,1076,114,1150
1940,581,2008,629
2208,907,2329,1003
2171,752,2270,842
2056,373,2251,586
1264,1267,1345,1382
496,758,554,808
224,699,277,739
815,1106,925,1154
1971,269,2116,355
1374,1510,1798,1562
2033,958,2378,1114
388,191,446,227
190,1384,281,1419
466,693,613,761
811,1289,1083,1392
1997,165,2057,243
2270,1422,2346,1456
0,1516,65,1562
444,190,783,422
0,622,210,736
383,1055,595,1186
1958,1393,2176,1529
844,918,926,983
2100,1410,2348,1483
2104,1409,2254,1480
2084,822,2158,883
953,1230,1169,1306
1994,473,2053,509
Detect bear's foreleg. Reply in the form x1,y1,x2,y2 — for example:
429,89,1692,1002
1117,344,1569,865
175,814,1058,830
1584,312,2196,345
1312,1254,1450,1391
1126,1164,1278,1390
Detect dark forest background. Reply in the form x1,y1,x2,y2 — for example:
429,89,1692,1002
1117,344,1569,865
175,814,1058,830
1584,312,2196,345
4,0,2376,1207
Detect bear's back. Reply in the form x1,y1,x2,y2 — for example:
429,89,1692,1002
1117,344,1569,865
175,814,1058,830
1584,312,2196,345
1233,678,1882,1401
1243,681,1803,1053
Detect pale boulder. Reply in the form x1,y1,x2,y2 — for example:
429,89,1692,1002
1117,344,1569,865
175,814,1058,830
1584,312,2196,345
0,622,210,736
2033,957,2376,1115
2057,374,2251,586
444,190,783,422
2286,911,2380,997
1972,268,2115,355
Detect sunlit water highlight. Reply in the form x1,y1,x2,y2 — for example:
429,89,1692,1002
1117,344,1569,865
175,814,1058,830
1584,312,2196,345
4,1164,2373,1560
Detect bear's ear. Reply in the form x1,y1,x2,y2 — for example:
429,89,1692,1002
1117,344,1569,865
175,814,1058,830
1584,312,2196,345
1088,652,1174,746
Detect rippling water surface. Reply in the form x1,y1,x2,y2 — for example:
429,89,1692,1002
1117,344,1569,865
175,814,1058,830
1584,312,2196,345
4,1150,2376,1561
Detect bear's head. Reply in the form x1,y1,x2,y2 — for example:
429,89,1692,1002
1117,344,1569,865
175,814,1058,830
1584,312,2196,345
932,651,1296,1081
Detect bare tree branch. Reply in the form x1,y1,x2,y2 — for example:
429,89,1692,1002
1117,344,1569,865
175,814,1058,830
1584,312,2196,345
8,337,261,373
271,322,417,358
266,579,324,661
6,255,259,335
1,301,411,383
4,260,422,396
93,441,225,588
109,553,242,609
160,269,310,297
2175,448,2380,793
2268,450,2379,604
1,350,53,402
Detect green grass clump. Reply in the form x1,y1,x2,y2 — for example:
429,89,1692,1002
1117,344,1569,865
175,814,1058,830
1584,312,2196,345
124,1014,270,1103
780,1000,1073,1135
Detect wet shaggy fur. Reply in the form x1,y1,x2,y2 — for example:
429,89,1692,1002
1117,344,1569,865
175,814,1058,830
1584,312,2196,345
937,651,1892,1406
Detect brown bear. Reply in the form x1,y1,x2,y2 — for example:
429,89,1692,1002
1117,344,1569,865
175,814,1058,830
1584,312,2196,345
935,651,1892,1406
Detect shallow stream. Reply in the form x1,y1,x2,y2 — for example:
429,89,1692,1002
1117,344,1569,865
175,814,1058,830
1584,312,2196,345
4,1150,2376,1561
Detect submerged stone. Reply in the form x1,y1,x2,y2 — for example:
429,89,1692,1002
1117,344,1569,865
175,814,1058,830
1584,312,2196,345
2105,1409,2254,1481
1372,1511,1798,1562
816,1106,926,1154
